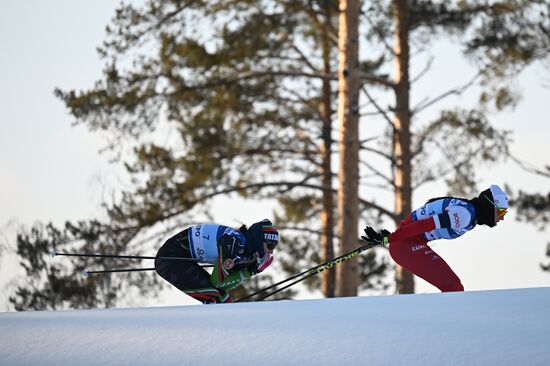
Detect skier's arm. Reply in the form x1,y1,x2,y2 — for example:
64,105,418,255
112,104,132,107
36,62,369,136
214,234,247,278
210,234,256,290
213,254,273,291
389,206,472,242
388,218,437,242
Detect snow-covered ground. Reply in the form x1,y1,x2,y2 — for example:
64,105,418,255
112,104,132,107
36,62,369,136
1,287,549,366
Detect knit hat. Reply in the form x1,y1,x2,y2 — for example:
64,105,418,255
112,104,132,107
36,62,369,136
469,184,508,227
261,221,280,249
243,219,279,258
489,185,509,210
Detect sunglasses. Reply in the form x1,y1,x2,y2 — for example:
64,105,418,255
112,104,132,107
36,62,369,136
265,241,278,251
484,195,508,218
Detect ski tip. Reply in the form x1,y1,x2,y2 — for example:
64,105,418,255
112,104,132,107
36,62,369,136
50,251,58,258
82,270,89,277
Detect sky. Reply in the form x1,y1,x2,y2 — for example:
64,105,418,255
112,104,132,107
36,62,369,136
0,2,549,311
1,287,549,365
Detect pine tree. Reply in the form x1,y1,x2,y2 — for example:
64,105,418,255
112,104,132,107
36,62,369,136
335,0,361,297
9,221,159,310
356,0,548,293
12,1,548,307
48,0,390,307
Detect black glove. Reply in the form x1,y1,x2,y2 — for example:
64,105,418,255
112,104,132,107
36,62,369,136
218,234,247,272
245,258,260,275
361,226,390,246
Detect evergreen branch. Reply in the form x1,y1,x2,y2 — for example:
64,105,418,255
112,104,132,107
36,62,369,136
269,54,318,70
124,221,193,252
224,147,321,160
153,179,329,225
241,69,335,81
156,69,339,102
101,2,189,55
155,176,395,224
173,70,336,92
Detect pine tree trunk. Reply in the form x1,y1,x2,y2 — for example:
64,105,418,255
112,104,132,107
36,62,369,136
336,0,360,297
320,9,335,298
392,0,415,294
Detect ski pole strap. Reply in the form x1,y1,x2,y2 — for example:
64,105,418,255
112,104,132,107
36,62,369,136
52,251,208,263
235,241,378,302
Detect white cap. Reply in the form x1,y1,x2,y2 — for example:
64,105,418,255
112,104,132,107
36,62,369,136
489,185,508,209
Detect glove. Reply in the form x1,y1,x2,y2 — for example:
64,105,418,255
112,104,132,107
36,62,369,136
218,234,246,274
361,226,390,246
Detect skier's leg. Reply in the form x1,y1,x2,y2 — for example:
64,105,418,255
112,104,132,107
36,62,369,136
155,229,192,258
154,230,229,303
389,238,464,292
156,260,229,303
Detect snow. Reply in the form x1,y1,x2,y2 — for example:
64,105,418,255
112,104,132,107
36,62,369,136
1,287,549,366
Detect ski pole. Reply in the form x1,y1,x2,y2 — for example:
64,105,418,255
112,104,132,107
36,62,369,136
254,266,323,301
83,267,156,276
52,251,207,263
235,241,378,302
82,262,214,276
254,242,377,302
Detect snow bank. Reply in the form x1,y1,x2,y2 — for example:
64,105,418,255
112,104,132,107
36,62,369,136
1,287,549,366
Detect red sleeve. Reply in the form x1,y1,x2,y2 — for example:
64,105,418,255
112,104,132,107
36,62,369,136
389,217,436,243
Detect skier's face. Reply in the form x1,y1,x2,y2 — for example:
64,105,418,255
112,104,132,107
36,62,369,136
263,241,275,254
485,194,507,225
494,207,507,224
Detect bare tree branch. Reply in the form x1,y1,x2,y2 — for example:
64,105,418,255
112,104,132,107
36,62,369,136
360,86,395,129
359,71,396,88
412,72,480,114
362,7,395,57
410,56,434,84
359,144,395,164
509,153,550,178
360,159,395,187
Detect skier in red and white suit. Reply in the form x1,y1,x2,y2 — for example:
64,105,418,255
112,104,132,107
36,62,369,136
362,185,508,292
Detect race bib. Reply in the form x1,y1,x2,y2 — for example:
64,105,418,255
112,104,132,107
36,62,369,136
189,224,221,263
